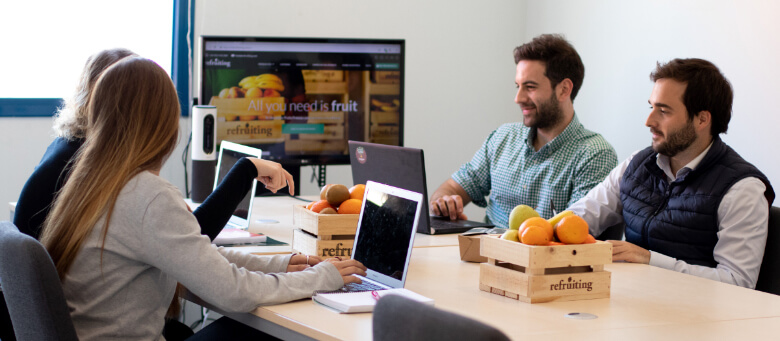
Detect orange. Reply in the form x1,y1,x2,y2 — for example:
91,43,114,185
546,241,565,246
305,201,315,210
555,216,589,244
310,200,333,213
583,234,597,244
337,199,363,214
518,217,553,241
349,184,366,201
520,226,550,245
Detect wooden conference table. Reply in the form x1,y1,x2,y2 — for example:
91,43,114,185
190,196,780,340
211,196,460,254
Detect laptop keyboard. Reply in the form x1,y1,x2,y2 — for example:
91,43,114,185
336,281,385,292
430,216,488,230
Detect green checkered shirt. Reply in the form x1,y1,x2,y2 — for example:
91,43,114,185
452,115,617,228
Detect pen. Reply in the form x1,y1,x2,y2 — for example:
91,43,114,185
371,291,381,301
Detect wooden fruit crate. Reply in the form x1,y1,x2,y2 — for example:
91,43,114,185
291,205,359,259
479,235,612,303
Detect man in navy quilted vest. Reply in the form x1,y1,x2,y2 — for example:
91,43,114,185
568,58,775,288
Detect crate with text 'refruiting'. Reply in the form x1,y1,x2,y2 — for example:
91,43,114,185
479,235,612,303
291,205,358,259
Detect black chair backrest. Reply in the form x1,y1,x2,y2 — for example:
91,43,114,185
0,221,78,341
372,295,509,341
756,206,780,295
595,222,624,241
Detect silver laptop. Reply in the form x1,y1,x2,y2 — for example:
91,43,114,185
333,181,423,292
213,141,262,230
349,141,494,235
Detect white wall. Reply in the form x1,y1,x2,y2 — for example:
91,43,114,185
7,0,778,223
1,118,56,221
524,0,780,196
193,0,526,219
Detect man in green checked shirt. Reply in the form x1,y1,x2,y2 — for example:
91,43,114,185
430,34,617,227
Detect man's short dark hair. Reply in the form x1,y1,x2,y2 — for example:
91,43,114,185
650,58,733,136
513,34,585,101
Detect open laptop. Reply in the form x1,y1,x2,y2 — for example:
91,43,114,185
349,141,494,235
213,141,261,230
331,181,423,292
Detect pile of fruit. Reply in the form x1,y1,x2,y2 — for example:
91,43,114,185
217,73,285,99
370,98,400,112
306,184,365,215
501,205,596,246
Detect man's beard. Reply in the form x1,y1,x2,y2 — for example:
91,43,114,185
527,93,564,130
652,119,696,157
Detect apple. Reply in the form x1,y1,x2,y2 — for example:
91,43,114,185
500,230,519,242
508,204,540,230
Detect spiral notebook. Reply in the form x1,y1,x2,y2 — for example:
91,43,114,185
313,288,433,313
212,228,266,245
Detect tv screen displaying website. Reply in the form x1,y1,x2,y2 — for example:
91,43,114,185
199,36,405,165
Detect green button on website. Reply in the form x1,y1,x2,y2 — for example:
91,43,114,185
376,63,399,69
282,124,324,134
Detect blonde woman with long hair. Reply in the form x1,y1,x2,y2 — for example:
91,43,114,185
14,48,136,239
11,48,292,340
40,57,366,340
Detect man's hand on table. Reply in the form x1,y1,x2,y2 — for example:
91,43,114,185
609,240,651,264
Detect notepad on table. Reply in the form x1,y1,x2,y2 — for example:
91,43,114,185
213,228,267,245
312,288,433,313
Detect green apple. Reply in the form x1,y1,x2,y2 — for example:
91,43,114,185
508,204,540,230
500,230,519,242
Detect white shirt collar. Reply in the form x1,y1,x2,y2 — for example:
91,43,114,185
656,142,714,182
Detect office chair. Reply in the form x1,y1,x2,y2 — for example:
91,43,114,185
372,295,509,341
756,206,780,296
595,222,625,241
0,221,78,341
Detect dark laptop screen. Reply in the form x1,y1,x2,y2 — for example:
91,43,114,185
215,149,253,219
352,189,417,280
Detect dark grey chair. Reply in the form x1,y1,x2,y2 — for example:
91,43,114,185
372,295,509,341
756,206,780,295
595,222,625,241
0,221,78,341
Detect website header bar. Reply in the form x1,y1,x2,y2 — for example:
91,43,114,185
205,41,402,54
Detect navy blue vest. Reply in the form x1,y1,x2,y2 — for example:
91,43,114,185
620,137,774,267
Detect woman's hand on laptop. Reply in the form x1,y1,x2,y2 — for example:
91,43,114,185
248,158,295,195
324,258,368,284
287,254,323,272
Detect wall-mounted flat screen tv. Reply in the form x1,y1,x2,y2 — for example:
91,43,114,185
199,36,405,169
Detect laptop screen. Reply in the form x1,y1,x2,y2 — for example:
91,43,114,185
215,149,252,219
214,141,261,224
352,181,422,287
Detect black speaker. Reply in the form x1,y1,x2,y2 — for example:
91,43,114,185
191,105,217,203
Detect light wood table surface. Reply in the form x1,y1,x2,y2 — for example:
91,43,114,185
200,245,780,340
207,196,460,255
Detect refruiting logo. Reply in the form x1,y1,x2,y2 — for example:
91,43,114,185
356,146,367,164
321,242,352,257
225,123,273,137
550,276,593,292
205,58,231,68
